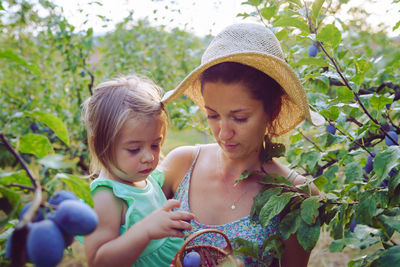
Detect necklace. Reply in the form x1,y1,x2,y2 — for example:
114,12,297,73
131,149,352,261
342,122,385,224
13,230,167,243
216,148,250,210
231,183,248,210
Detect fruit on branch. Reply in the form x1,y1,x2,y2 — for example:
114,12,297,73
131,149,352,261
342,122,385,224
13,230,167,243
308,44,318,57
350,218,356,232
30,123,39,133
19,202,46,222
389,168,397,178
380,179,388,188
48,190,78,206
326,124,336,135
26,219,65,267
51,199,98,235
183,251,201,267
364,153,375,174
385,131,398,146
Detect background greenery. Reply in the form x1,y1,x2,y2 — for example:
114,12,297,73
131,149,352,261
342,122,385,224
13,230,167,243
1,0,400,266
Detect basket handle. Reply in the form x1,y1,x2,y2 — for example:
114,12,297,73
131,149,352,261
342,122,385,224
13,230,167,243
178,229,234,256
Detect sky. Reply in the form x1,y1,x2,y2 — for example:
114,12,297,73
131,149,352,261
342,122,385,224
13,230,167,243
52,0,400,37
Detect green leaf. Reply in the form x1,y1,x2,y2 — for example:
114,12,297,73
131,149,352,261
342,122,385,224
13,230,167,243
0,185,21,211
298,151,320,172
317,24,342,49
370,94,393,110
0,170,32,187
280,209,301,240
287,0,302,6
18,134,54,158
262,233,284,260
55,174,93,207
258,173,292,186
344,162,363,183
356,193,376,225
261,5,278,20
38,154,78,169
297,218,321,251
242,0,262,6
311,0,325,24
301,196,321,225
296,57,328,67
337,86,354,102
274,17,309,33
251,187,282,220
25,111,70,146
232,237,262,260
0,1,3,10
319,106,340,121
370,246,400,266
259,192,295,227
393,20,400,31
0,48,40,75
380,215,400,232
373,147,400,181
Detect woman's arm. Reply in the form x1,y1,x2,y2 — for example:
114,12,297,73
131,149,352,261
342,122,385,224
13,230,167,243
281,234,311,267
160,145,197,198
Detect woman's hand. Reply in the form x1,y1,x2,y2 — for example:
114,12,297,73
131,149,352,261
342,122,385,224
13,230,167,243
140,199,195,240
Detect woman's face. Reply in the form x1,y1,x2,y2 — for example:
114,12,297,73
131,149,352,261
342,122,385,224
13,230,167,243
202,81,269,160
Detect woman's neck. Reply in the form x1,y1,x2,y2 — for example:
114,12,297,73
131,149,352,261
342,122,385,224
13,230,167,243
216,146,261,181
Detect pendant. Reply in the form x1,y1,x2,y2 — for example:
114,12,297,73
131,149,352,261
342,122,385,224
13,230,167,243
231,204,236,210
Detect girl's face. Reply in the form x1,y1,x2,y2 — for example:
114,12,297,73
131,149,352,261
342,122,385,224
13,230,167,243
202,81,269,160
112,114,164,186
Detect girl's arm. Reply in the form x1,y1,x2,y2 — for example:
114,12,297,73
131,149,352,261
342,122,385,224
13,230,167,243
85,189,194,267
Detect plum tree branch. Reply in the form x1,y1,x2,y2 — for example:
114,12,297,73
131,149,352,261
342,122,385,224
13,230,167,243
0,133,42,226
303,4,399,147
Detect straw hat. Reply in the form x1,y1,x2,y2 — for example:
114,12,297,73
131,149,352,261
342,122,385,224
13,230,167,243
162,23,324,136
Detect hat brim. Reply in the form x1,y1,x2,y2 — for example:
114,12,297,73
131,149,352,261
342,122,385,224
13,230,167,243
163,52,324,136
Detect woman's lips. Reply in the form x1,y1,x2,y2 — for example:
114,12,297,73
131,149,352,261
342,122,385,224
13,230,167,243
222,143,239,150
139,168,152,174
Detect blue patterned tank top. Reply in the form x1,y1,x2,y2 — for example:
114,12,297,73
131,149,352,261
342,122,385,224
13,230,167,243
173,146,279,266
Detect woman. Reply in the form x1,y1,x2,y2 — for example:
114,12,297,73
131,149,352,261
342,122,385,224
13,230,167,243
160,23,324,266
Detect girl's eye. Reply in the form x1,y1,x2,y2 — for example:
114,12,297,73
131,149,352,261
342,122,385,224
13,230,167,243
151,143,161,149
127,148,139,154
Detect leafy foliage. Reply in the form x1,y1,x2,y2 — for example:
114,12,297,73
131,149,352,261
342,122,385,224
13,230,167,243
233,0,400,265
1,0,400,266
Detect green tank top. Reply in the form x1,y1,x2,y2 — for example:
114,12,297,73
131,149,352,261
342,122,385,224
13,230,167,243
90,169,183,267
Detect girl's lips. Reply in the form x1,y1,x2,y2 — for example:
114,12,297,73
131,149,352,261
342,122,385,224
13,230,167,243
139,168,152,174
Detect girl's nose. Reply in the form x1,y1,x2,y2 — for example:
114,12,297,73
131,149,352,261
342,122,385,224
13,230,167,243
141,150,155,163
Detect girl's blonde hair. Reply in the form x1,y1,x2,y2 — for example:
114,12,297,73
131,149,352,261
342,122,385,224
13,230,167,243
82,75,168,177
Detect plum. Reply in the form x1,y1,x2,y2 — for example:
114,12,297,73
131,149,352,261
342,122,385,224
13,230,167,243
385,131,398,146
26,220,65,267
183,251,201,267
48,190,78,206
51,200,98,236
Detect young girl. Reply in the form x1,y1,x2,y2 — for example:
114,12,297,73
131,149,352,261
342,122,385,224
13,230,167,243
82,75,194,267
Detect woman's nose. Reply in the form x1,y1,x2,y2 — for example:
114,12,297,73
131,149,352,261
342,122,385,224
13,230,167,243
219,120,234,141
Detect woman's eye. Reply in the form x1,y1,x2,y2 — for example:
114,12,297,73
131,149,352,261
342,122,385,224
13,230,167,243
234,117,248,123
207,114,219,119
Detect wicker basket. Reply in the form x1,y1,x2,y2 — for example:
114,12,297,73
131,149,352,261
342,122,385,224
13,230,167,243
174,229,238,267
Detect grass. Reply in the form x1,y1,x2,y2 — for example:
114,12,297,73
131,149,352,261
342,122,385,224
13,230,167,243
162,128,214,154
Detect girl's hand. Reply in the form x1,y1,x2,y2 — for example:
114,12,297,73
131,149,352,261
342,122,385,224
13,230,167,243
141,199,195,240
